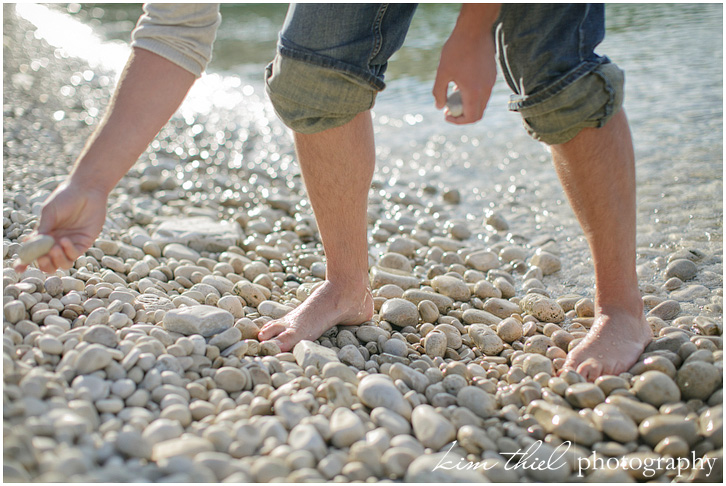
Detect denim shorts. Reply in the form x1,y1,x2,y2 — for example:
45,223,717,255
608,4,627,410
265,4,624,145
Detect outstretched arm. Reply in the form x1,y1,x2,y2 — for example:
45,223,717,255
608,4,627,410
432,3,501,124
68,48,196,194
15,48,196,273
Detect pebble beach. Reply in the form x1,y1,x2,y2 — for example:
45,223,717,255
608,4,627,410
3,4,723,483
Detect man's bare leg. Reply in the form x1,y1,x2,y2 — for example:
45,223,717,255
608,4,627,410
554,110,652,381
258,112,375,352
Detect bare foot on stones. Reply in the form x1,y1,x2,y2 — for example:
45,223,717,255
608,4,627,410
257,280,374,352
562,303,652,381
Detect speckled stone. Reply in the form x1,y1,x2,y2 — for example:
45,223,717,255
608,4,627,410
520,294,565,323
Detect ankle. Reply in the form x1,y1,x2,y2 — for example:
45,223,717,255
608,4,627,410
323,276,371,296
595,287,644,317
310,279,373,324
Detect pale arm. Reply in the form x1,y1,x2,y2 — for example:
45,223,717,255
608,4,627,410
16,48,196,273
433,3,501,124
70,47,196,192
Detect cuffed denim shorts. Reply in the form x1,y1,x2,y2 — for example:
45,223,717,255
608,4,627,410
265,3,624,145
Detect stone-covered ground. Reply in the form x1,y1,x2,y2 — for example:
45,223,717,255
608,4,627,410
3,6,723,483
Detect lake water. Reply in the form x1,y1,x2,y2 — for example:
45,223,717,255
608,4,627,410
14,3,724,298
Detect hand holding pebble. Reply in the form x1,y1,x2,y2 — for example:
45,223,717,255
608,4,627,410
16,234,55,266
445,90,464,118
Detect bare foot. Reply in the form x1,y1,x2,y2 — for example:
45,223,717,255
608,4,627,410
562,304,652,381
257,281,374,352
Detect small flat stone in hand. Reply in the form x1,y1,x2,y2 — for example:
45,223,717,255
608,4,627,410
18,235,55,264
446,90,463,117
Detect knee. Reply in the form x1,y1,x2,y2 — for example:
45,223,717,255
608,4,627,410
513,62,625,145
265,55,377,134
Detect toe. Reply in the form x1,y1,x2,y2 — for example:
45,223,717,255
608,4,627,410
598,360,619,378
561,352,581,372
604,358,630,378
552,358,566,372
268,339,287,353
258,321,286,341
577,358,603,382
272,331,301,353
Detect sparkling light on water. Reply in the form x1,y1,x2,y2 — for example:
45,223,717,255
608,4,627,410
16,3,276,130
16,3,128,73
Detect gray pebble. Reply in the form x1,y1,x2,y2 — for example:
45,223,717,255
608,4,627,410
665,258,697,281
631,370,681,406
338,344,366,369
676,360,721,400
381,338,408,357
163,305,234,337
75,345,113,375
411,404,456,450
17,235,55,264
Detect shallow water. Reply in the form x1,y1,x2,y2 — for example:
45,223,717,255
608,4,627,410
13,3,724,300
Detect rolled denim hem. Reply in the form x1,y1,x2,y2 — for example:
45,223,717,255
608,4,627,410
265,54,378,134
508,58,609,113
278,43,387,92
511,61,625,145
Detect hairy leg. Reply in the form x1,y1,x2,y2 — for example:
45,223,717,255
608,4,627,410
553,110,652,381
258,112,375,352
